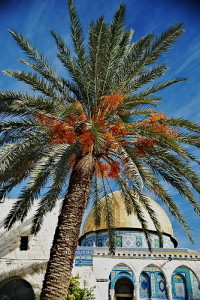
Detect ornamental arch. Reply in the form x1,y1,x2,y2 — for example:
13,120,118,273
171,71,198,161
141,262,169,280
109,263,135,299
171,263,200,286
139,264,168,299
172,266,200,300
0,277,35,300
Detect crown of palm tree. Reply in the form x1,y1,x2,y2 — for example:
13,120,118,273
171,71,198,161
1,0,200,262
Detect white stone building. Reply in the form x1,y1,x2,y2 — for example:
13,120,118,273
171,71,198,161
0,190,200,300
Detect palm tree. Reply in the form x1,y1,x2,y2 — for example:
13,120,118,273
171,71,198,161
0,0,200,299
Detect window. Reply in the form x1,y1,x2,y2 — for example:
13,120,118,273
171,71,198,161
20,236,29,251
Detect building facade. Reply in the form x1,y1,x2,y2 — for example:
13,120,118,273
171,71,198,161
0,191,200,300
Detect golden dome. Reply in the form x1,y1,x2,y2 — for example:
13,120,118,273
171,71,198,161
81,190,175,238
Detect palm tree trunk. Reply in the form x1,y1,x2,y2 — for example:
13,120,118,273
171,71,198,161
40,154,95,300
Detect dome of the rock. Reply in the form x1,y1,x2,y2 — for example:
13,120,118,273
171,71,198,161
80,190,177,248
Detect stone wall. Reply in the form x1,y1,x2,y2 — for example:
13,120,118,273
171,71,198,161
0,198,60,299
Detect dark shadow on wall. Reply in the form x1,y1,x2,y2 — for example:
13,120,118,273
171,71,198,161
0,219,32,257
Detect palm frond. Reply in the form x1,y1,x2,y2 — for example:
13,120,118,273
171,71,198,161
4,160,51,230
4,143,76,230
152,148,200,193
145,177,193,242
119,183,152,249
0,134,46,179
147,159,200,215
68,0,91,112
31,143,77,234
91,175,103,228
8,30,69,100
140,77,187,96
122,25,185,92
138,192,163,247
50,30,85,101
130,64,168,91
3,69,59,99
167,117,200,133
88,16,108,104
100,177,116,253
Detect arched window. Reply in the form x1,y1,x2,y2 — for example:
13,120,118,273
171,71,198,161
139,272,151,298
0,278,35,300
192,272,200,299
109,263,134,299
172,266,200,300
172,273,187,299
140,265,168,299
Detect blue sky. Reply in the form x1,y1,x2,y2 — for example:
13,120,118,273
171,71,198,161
0,0,200,250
